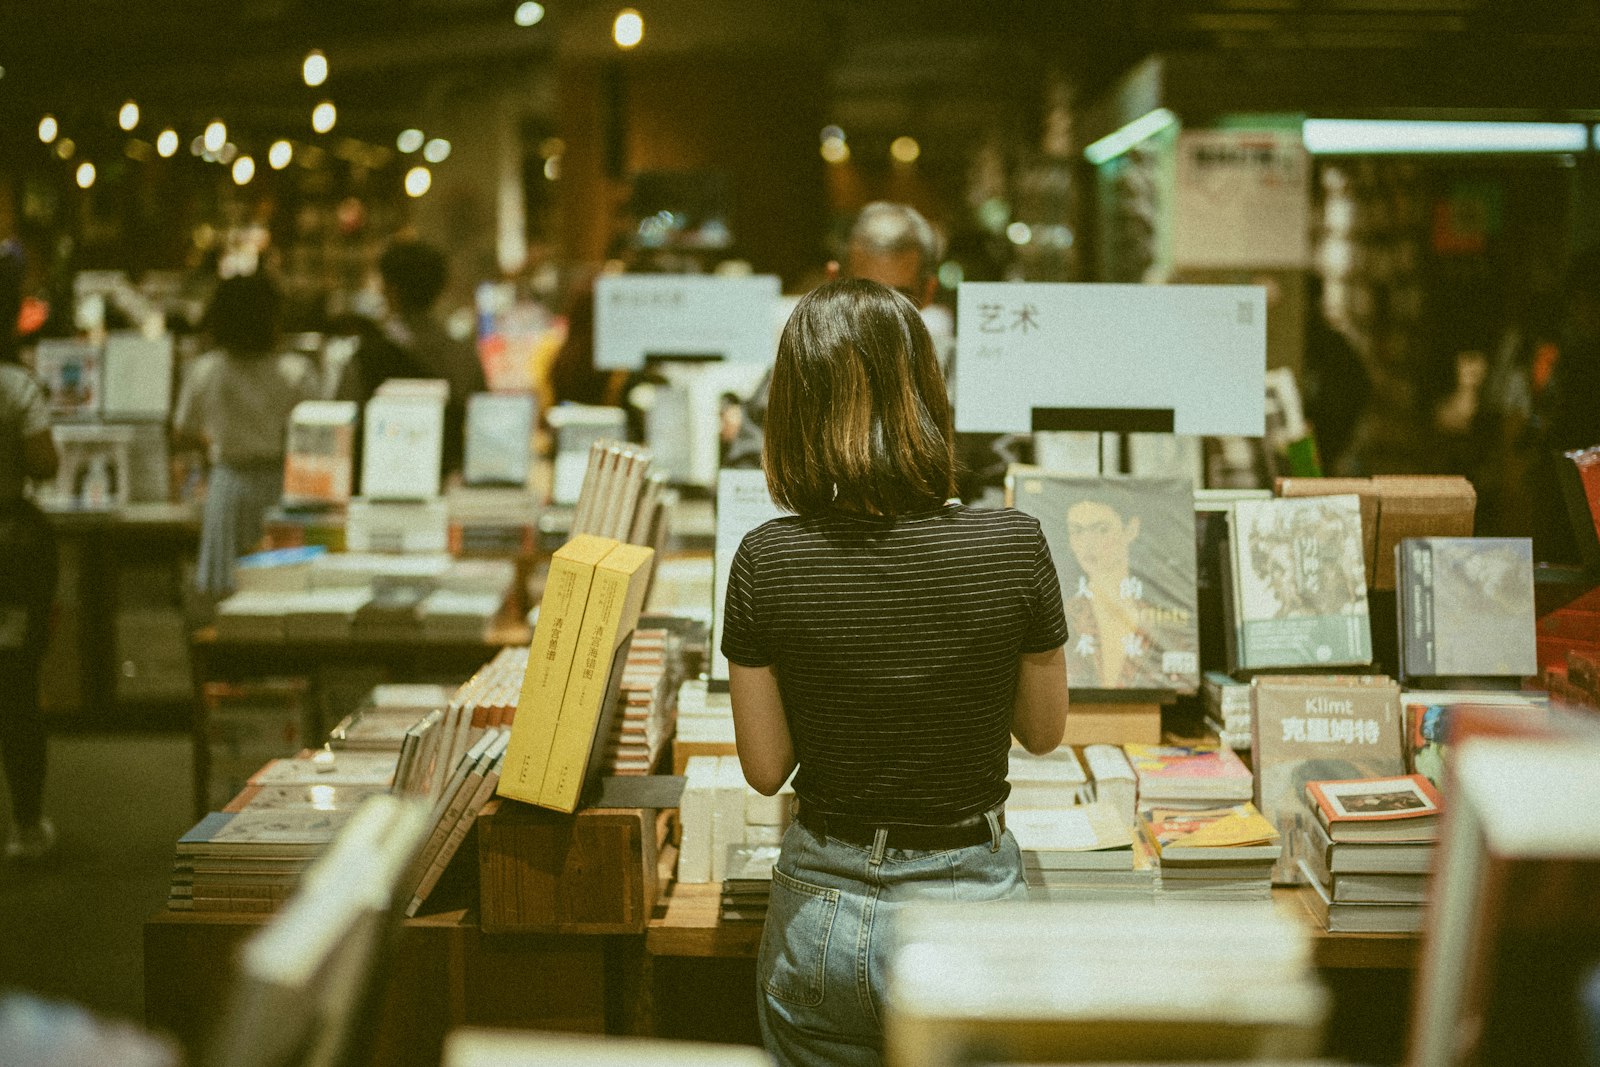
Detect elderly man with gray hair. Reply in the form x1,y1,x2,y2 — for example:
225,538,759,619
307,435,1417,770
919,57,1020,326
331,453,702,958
724,202,945,468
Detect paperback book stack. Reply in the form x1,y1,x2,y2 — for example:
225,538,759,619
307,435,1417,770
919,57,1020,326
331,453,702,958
1298,774,1440,933
719,842,781,924
499,535,655,814
1082,743,1138,826
169,749,400,912
672,679,737,770
884,900,1326,1064
328,684,455,753
1011,802,1154,900
678,754,794,885
1124,743,1254,810
1007,744,1092,809
599,628,681,776
1140,802,1282,900
1204,671,1253,751
447,485,539,557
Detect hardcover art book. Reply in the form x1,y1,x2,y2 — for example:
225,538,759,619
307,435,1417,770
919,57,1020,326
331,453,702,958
1398,537,1537,682
1251,675,1405,883
1227,495,1372,670
1007,469,1199,692
1403,690,1549,792
463,392,536,487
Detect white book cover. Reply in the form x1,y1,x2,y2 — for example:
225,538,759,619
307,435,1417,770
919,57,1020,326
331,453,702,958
284,400,358,506
463,392,535,487
361,395,444,500
101,332,174,420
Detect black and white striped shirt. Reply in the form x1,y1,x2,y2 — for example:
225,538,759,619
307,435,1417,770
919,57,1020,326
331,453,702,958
721,504,1070,827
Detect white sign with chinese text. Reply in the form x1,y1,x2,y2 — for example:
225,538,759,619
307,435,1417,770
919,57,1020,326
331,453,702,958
596,274,782,370
711,468,787,686
954,282,1266,437
1174,129,1310,270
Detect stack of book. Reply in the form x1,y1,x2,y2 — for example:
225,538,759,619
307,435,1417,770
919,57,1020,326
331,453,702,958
679,754,793,885
1203,671,1253,751
170,749,401,912
600,628,680,776
1298,773,1440,933
673,680,737,770
1082,743,1137,825
447,485,538,557
498,535,655,813
328,683,454,752
282,400,358,508
1124,742,1254,810
1140,802,1281,899
1011,802,1154,900
884,899,1325,1063
718,843,781,924
1007,744,1091,808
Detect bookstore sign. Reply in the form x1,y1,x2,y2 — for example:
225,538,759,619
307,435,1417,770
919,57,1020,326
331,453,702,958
595,273,781,369
955,282,1267,438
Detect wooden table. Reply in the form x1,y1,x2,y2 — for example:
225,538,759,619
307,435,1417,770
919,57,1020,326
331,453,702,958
42,502,201,726
187,623,531,816
144,906,608,1067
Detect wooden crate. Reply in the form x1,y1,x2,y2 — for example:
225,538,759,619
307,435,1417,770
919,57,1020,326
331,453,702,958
477,799,661,934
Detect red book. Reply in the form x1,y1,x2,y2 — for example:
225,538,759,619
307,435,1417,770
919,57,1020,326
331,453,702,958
1305,773,1441,843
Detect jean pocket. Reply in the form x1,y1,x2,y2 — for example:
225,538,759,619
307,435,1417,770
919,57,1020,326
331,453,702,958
760,867,841,1007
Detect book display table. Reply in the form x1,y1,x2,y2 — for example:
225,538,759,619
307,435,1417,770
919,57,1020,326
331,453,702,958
42,503,201,726
187,623,532,818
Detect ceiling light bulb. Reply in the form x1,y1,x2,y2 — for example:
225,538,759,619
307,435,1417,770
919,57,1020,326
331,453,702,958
404,166,432,198
423,138,451,163
303,50,328,87
397,129,424,154
204,121,227,153
118,101,140,131
514,2,545,26
311,101,337,134
232,156,256,185
75,162,96,189
156,129,179,157
38,115,58,144
269,141,293,170
613,8,643,48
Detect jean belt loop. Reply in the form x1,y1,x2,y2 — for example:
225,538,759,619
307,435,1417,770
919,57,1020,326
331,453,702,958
985,808,1003,853
870,827,888,865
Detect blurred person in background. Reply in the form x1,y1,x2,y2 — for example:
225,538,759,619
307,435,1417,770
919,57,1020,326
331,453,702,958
338,239,487,479
175,273,319,597
1529,245,1600,561
0,244,60,861
723,202,944,470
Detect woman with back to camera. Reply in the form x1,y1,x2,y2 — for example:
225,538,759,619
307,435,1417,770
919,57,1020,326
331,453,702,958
721,278,1071,1067
175,273,319,597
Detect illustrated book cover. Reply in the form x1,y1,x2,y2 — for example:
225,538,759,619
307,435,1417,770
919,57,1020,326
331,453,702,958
1007,469,1199,692
1228,495,1372,670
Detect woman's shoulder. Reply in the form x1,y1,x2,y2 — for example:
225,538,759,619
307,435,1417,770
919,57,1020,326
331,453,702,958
930,504,1044,537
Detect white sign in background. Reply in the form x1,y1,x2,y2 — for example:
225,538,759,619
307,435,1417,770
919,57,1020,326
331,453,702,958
595,273,782,370
710,468,787,686
1173,129,1310,271
954,282,1267,438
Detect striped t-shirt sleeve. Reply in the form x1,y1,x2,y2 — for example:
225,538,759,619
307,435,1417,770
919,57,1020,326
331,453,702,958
1020,523,1070,654
721,534,773,668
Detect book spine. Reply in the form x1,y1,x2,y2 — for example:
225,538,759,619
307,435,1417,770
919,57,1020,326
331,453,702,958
498,554,598,804
1405,540,1436,678
538,552,652,812
569,441,607,536
408,759,504,916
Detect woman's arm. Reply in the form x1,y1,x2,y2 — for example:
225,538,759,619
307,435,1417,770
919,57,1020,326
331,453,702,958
729,662,796,795
1012,645,1069,755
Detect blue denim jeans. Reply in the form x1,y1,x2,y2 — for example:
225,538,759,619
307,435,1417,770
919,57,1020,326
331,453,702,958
756,810,1026,1067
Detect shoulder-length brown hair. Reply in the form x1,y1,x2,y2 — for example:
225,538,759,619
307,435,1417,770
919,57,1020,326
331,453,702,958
764,278,956,517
